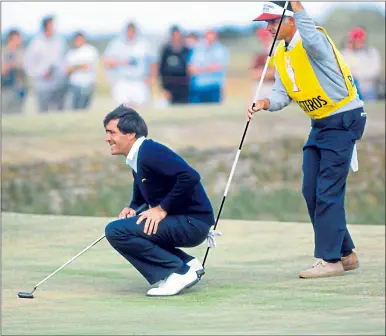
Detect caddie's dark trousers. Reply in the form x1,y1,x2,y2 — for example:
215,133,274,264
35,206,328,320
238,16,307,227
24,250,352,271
105,215,210,285
302,107,367,261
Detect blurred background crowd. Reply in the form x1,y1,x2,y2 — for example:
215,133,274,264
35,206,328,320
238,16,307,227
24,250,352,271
2,2,385,226
1,2,385,115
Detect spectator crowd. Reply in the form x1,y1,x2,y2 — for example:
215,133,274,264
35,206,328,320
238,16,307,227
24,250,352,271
1,15,384,115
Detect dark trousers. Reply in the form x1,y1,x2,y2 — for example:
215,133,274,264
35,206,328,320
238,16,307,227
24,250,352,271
302,107,367,260
164,84,190,104
105,215,210,285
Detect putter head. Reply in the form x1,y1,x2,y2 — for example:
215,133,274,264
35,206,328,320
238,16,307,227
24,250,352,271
196,268,205,279
17,291,34,299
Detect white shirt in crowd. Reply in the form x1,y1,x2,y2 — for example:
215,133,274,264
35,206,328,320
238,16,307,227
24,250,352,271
104,37,155,83
65,43,99,87
104,36,155,106
24,33,68,90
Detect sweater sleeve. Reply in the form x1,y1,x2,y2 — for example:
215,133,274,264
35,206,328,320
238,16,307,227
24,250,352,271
143,144,200,213
266,71,292,111
294,10,334,60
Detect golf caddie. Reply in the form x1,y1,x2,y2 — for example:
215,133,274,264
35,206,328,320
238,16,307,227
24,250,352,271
248,1,367,278
103,104,215,296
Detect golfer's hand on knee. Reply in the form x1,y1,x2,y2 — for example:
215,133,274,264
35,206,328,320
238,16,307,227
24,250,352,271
247,99,269,120
136,206,167,235
119,207,137,219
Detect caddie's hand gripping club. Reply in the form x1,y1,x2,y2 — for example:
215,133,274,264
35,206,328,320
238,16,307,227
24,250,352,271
200,1,290,271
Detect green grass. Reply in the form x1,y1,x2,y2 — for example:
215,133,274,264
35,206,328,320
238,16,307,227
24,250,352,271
2,212,385,335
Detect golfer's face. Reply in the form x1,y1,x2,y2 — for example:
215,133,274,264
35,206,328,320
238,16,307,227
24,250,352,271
105,119,132,156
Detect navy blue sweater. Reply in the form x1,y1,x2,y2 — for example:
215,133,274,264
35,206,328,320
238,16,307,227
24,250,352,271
129,139,215,226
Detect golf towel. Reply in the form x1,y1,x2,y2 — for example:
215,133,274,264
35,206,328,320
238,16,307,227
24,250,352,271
206,230,222,248
350,143,359,172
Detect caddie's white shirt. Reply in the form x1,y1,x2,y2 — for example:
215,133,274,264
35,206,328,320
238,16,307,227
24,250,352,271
65,44,99,87
125,137,146,173
286,30,300,50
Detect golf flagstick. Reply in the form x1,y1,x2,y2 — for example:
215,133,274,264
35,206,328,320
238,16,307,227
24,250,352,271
18,203,149,299
201,1,289,269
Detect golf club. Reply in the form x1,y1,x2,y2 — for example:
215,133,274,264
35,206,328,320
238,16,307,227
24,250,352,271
17,203,149,299
200,1,289,270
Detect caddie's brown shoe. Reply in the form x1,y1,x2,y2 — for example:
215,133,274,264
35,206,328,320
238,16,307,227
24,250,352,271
299,260,345,279
341,252,359,271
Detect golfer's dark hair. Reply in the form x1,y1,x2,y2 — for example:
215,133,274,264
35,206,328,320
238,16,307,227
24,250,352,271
103,105,148,138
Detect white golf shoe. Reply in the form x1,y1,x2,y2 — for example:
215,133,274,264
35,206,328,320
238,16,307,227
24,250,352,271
187,258,205,278
147,268,199,297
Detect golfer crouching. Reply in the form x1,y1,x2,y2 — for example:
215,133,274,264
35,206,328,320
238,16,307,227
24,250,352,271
103,104,215,296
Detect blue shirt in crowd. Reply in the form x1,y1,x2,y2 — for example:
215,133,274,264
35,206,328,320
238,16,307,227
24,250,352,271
189,41,229,90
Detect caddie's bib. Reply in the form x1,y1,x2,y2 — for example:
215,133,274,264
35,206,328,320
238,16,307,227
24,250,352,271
274,27,357,119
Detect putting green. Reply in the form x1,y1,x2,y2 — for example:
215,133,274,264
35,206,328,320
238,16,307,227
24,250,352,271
2,212,385,335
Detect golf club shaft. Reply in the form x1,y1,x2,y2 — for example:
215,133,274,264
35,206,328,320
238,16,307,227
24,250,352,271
33,203,148,290
33,234,106,289
202,1,289,268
